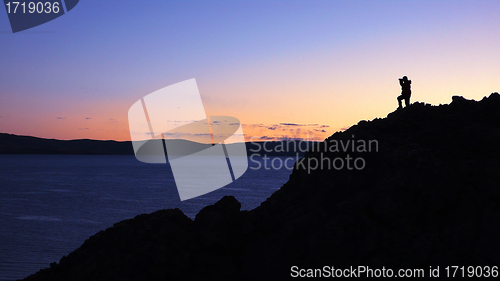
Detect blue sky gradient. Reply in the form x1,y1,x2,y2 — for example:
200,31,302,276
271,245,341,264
1,0,499,140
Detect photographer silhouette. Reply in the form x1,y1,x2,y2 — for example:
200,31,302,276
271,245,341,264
397,76,412,109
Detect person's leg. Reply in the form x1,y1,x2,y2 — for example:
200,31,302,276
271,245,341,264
397,95,403,108
404,97,410,107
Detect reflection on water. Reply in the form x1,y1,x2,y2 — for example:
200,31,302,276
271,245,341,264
0,154,293,281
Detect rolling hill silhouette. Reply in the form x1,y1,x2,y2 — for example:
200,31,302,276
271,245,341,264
0,134,134,155
21,93,500,280
0,134,315,157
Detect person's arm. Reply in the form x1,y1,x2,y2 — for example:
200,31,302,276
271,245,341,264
399,79,404,86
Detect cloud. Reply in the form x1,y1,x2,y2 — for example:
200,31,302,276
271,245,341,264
259,136,274,140
193,133,211,136
243,124,324,133
56,117,65,120
280,122,305,126
85,117,91,120
276,136,297,141
277,123,329,128
78,128,89,130
242,122,333,141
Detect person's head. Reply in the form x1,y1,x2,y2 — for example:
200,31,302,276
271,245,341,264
402,76,408,81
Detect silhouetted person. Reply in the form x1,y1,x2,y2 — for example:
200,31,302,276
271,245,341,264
397,76,411,109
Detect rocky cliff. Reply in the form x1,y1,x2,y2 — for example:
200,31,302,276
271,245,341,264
22,93,500,280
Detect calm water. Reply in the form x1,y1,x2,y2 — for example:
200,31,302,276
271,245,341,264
0,155,294,281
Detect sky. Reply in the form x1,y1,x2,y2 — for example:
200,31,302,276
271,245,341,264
0,0,499,142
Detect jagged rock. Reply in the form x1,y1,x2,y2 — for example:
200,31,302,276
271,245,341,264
22,93,500,281
195,195,241,224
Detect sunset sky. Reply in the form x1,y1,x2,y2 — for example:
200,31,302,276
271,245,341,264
1,0,499,142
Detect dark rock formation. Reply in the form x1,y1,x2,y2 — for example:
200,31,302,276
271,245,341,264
0,133,314,156
22,93,500,280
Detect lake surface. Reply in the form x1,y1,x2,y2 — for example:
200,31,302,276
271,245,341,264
0,155,295,281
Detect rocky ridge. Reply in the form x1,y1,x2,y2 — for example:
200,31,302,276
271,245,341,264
23,93,500,280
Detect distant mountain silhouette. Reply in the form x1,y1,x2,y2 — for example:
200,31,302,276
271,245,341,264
0,134,134,155
0,134,315,156
21,93,500,281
